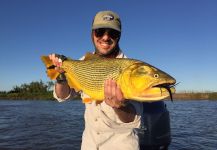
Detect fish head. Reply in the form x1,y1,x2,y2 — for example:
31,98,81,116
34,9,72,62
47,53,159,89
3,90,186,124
119,63,176,102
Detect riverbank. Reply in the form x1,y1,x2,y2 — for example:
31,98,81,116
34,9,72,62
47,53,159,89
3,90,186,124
0,91,55,100
173,92,217,100
0,91,217,100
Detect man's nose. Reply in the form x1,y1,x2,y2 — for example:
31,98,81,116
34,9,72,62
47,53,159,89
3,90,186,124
101,32,110,40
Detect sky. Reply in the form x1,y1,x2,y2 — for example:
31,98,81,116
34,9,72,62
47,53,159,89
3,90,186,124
0,0,216,92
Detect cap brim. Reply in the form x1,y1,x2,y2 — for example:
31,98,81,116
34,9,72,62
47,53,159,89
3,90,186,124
92,25,121,32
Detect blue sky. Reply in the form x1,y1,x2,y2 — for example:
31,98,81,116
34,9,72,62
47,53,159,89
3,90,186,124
0,0,216,92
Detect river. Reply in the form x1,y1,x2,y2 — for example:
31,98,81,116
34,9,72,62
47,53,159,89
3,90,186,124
0,100,216,150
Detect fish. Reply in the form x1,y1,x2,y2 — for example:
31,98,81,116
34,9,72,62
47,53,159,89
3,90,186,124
41,53,176,102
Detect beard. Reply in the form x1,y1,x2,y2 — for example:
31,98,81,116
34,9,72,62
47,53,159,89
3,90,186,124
91,32,121,57
94,44,120,57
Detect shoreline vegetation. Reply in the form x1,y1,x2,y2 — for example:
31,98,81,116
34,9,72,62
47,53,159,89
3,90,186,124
0,80,216,100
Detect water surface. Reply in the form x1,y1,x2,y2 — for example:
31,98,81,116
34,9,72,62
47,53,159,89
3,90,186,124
0,100,216,150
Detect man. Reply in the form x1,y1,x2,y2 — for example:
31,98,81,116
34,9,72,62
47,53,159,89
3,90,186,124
49,11,142,150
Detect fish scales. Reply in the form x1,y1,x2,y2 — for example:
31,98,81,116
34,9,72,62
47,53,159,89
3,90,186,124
62,58,138,98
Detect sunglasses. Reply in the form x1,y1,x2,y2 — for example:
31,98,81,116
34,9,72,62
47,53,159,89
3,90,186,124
94,28,120,39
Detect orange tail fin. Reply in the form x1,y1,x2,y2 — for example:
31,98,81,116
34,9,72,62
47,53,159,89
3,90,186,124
41,56,60,80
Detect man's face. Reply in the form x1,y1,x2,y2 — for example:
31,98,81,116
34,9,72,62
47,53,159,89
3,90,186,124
93,28,120,55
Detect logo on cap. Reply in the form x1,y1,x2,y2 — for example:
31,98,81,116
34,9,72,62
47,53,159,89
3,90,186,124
103,14,114,21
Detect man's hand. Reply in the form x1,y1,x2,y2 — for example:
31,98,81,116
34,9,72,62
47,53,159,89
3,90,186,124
104,79,126,108
49,53,71,99
104,79,136,123
49,53,65,73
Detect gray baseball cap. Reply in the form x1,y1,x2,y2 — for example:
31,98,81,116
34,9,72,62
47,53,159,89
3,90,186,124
92,11,121,32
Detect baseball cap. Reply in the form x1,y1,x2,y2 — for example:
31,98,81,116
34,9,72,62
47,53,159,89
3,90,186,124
92,11,121,32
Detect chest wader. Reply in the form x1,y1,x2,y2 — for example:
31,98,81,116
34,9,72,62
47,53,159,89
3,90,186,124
137,101,171,150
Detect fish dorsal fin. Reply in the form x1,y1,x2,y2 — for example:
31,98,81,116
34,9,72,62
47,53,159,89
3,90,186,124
83,52,102,60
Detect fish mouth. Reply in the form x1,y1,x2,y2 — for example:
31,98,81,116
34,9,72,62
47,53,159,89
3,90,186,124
134,82,176,102
153,83,175,101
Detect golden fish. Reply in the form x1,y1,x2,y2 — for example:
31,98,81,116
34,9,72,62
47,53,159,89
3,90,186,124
41,53,176,102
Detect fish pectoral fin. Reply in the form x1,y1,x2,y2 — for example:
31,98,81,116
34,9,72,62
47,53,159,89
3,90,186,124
41,56,60,80
82,97,93,103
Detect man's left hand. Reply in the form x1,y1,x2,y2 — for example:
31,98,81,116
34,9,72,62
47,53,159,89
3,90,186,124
104,79,126,108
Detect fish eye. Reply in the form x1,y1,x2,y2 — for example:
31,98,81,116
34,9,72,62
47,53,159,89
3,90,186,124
154,74,159,78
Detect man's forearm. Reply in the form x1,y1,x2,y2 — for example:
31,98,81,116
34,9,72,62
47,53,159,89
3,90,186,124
114,103,136,123
55,82,71,99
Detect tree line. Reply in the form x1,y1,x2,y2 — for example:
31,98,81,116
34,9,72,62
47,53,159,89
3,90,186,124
0,80,55,100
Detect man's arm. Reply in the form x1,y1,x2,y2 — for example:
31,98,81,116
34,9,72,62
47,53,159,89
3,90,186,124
113,102,136,123
55,82,75,99
104,79,136,123
49,54,77,100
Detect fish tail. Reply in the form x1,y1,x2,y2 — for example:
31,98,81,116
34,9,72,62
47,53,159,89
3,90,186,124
41,56,60,80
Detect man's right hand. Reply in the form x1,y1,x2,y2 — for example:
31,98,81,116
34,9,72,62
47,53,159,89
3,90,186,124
49,53,65,73
48,53,72,99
